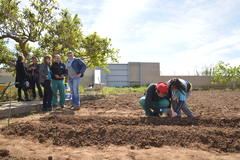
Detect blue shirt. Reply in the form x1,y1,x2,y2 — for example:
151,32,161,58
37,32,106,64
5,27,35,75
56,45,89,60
67,58,74,67
172,79,190,102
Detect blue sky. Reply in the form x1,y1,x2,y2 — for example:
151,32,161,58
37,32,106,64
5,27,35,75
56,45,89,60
19,0,240,75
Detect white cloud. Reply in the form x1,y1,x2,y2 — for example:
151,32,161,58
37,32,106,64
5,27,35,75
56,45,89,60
12,0,240,75
89,0,151,38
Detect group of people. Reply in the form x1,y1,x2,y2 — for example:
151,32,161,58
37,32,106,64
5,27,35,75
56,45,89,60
15,52,86,111
15,52,193,117
139,78,194,118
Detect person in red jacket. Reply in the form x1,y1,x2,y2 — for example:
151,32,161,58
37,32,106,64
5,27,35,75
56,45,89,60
139,82,171,117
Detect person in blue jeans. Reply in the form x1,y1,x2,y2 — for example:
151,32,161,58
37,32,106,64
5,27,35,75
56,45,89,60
66,52,86,110
168,78,194,118
139,82,171,117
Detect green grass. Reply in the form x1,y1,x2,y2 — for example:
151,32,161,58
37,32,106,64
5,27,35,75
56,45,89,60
81,86,147,95
102,86,147,95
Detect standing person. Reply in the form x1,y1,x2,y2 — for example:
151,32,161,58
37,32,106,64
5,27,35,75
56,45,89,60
28,57,43,100
168,78,194,118
51,54,67,108
15,55,30,101
66,52,87,110
39,55,52,111
139,82,171,117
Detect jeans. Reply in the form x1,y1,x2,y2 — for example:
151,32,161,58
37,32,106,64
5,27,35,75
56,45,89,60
52,79,65,106
139,96,169,116
172,101,193,117
41,80,52,109
68,77,80,106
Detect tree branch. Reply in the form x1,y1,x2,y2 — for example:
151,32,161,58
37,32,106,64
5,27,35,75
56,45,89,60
0,33,23,44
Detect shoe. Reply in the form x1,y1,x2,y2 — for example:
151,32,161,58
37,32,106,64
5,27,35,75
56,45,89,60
73,106,80,111
151,112,160,117
52,104,58,108
17,98,24,102
46,107,53,111
25,99,31,101
42,107,48,111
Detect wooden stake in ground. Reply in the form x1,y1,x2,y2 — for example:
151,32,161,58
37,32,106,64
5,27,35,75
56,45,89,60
7,82,12,127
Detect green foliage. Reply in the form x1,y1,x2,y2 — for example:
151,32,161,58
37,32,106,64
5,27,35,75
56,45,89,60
0,40,16,71
0,0,58,57
102,86,147,95
212,61,240,88
39,9,83,57
39,9,119,70
81,32,119,70
0,0,119,70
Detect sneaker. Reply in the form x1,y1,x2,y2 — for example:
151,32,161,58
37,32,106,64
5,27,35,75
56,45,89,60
73,106,80,111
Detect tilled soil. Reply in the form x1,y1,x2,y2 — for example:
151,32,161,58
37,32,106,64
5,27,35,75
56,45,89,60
1,91,240,156
2,115,240,153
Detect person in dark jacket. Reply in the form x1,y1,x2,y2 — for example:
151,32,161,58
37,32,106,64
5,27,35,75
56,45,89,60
51,54,67,108
15,55,30,101
139,82,171,117
66,52,87,110
28,57,43,100
39,55,52,111
168,78,193,118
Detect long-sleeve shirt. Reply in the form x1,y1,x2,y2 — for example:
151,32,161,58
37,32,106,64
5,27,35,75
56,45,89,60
51,62,67,80
169,78,192,102
28,63,40,81
144,83,171,110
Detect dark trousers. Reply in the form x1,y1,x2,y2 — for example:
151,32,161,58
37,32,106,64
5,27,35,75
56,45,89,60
18,87,29,100
42,80,52,109
30,79,43,98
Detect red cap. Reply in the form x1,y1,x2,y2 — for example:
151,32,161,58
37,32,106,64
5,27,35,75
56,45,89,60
156,82,168,93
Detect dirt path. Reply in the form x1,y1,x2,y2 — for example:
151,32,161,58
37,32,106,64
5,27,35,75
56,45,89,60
0,134,240,160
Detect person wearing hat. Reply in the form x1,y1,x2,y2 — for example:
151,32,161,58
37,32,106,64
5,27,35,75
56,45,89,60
168,78,193,118
28,56,43,100
139,82,171,117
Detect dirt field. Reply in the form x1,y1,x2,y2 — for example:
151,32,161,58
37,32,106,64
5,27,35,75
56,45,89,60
0,90,240,160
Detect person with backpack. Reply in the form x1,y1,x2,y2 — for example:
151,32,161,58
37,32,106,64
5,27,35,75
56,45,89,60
168,78,194,118
139,82,171,117
66,52,87,110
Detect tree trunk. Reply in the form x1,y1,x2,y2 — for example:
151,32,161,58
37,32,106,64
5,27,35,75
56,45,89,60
19,42,29,58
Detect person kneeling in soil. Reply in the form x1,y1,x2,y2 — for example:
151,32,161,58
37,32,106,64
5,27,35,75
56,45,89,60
168,78,194,118
139,82,171,117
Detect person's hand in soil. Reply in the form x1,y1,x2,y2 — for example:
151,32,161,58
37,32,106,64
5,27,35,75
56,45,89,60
166,108,172,117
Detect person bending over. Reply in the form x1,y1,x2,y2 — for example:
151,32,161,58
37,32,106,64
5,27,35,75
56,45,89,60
168,78,194,118
139,82,171,117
